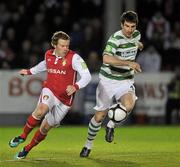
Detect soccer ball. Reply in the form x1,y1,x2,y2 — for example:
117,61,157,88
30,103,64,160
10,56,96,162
108,103,127,123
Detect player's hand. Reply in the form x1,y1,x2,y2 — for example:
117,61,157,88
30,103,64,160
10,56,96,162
19,69,29,76
128,62,142,73
66,85,77,96
136,41,143,51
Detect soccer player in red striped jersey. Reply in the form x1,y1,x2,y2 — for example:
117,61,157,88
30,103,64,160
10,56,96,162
9,31,91,159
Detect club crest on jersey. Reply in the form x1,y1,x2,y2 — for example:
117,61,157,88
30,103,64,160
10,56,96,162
43,95,49,100
62,59,67,66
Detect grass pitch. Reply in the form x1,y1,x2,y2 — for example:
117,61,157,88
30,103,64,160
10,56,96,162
0,126,180,167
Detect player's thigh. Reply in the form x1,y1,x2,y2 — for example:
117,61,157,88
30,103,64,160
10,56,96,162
94,80,113,111
115,80,136,111
33,103,49,119
37,88,56,110
45,101,70,127
34,88,57,118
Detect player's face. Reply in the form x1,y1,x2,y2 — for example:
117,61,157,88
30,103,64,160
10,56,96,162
55,39,70,57
121,21,136,38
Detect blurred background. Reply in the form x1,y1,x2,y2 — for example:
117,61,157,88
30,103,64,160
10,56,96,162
0,0,180,126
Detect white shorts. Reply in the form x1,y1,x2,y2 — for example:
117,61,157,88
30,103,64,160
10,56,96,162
38,88,70,127
94,77,136,111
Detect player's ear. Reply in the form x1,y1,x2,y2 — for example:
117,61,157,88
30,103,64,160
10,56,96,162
121,23,123,28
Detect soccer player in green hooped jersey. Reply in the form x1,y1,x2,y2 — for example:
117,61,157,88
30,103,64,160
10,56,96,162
80,11,143,157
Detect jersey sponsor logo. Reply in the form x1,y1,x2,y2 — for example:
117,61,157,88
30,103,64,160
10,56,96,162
121,49,137,58
47,68,66,74
48,58,51,62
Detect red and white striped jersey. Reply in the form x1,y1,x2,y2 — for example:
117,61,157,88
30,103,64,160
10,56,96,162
29,49,91,106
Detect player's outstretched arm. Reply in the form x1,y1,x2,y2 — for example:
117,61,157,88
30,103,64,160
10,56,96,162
19,60,47,76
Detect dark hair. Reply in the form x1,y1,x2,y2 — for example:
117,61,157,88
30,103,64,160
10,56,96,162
51,31,70,46
120,11,138,25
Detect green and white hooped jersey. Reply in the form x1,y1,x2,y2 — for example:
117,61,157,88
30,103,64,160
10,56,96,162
100,30,141,81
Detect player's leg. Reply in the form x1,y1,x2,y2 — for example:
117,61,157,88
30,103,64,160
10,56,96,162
15,100,70,159
15,119,52,159
80,80,112,157
9,88,54,148
80,110,107,157
106,81,136,142
9,104,49,148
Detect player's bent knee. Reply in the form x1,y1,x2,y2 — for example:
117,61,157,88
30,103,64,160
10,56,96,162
41,127,50,134
40,122,52,134
125,105,134,113
33,111,45,120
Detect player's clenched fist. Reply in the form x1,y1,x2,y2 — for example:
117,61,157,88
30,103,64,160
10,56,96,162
66,85,77,96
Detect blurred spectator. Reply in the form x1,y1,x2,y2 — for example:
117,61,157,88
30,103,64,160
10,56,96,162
55,0,73,32
86,51,101,73
165,66,180,124
0,0,105,70
0,0,179,71
52,16,63,33
0,40,19,69
90,17,103,54
80,25,94,57
146,11,170,50
169,21,180,50
136,45,162,72
0,61,11,69
70,22,83,50
28,53,39,67
0,3,10,38
0,40,7,59
20,39,32,62
3,51,17,68
27,12,47,50
80,23,102,57
163,21,180,70
5,27,18,52
41,41,51,54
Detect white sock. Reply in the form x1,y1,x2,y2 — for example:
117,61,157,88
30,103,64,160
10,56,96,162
85,140,93,149
85,116,102,149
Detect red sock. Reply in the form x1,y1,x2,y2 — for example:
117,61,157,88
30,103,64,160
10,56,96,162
20,115,40,139
25,129,46,152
